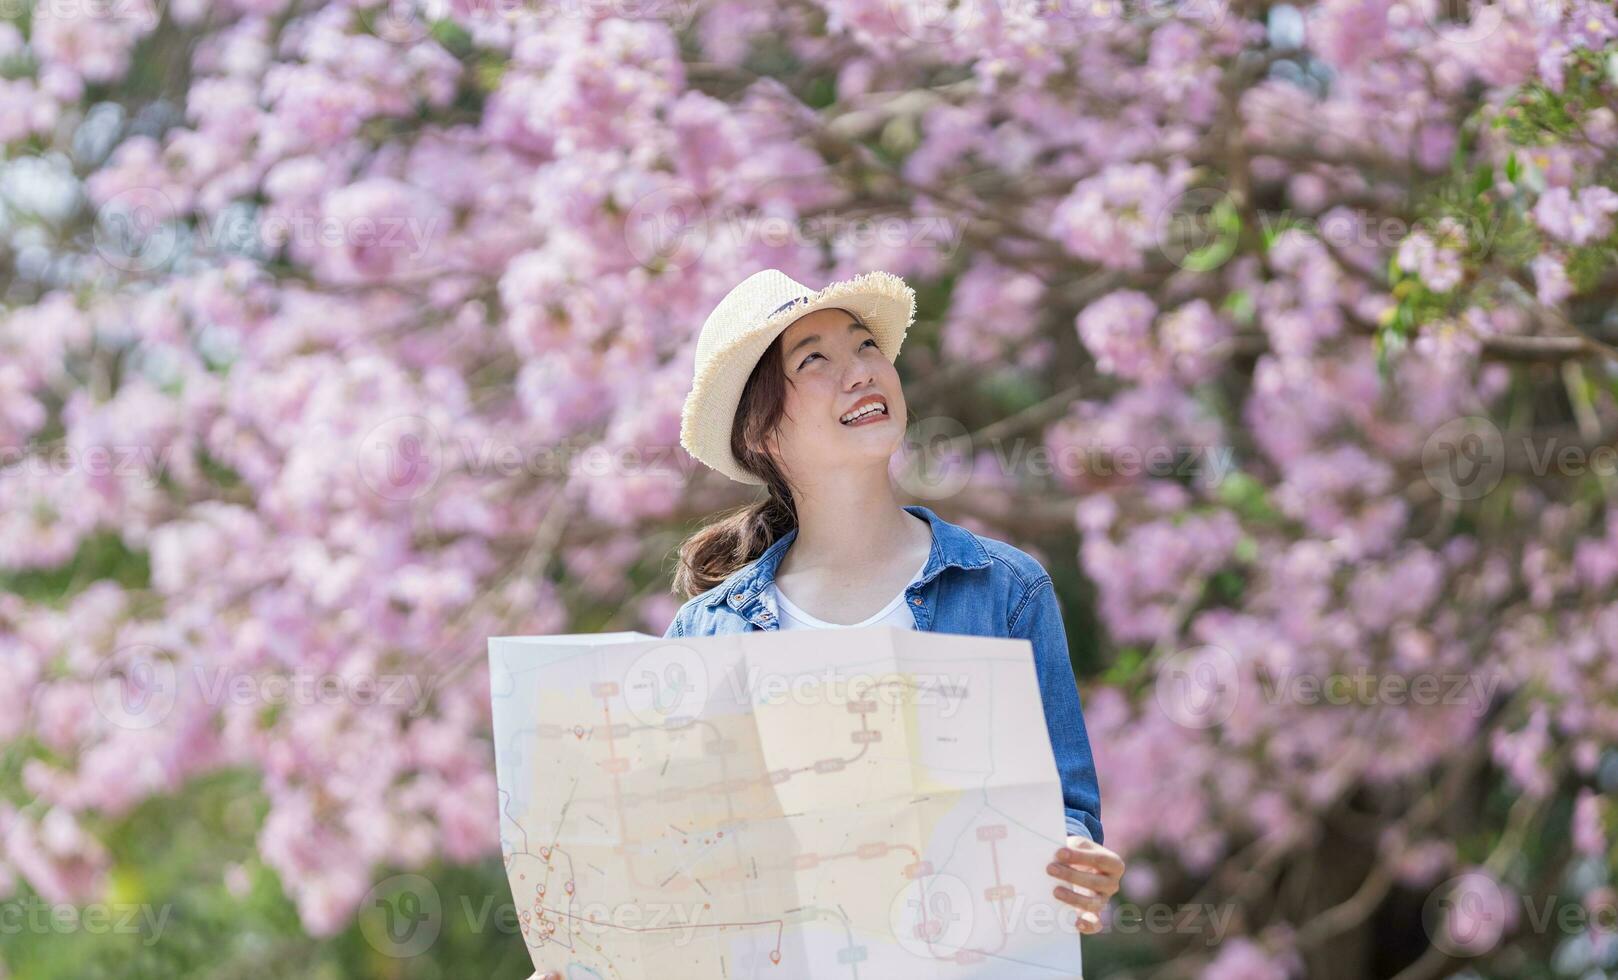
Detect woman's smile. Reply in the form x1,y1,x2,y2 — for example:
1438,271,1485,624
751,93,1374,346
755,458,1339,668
839,393,890,427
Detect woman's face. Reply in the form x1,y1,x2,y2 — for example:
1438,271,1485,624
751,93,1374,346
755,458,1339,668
763,307,906,483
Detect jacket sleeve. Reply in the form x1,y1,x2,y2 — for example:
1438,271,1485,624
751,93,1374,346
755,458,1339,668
1009,573,1104,845
664,601,686,638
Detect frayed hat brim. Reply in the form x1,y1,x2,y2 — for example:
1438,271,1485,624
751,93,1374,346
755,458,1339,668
680,270,917,485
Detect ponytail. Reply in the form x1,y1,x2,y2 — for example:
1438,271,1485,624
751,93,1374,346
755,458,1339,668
671,489,796,599
672,328,804,599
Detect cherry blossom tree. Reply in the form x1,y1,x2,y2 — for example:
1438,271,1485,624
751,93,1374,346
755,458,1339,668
1,0,1614,976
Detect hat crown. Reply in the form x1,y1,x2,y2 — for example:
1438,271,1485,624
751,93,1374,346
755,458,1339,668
695,269,815,365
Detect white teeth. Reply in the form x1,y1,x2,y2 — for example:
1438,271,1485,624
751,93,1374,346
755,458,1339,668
840,402,887,424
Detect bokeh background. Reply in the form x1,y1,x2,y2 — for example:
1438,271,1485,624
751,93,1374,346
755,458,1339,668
2,0,1616,977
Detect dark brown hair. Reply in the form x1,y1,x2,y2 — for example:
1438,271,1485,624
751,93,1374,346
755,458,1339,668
671,329,799,600
671,308,878,600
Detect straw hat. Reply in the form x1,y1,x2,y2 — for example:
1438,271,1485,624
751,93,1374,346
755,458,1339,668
680,268,917,485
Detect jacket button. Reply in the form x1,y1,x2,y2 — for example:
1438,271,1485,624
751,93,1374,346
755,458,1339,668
911,597,923,605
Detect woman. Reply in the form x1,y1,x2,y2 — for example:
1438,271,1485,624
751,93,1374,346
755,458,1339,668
529,268,1121,980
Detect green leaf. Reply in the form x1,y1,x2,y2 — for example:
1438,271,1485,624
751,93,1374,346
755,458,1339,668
1181,196,1241,273
1216,472,1281,524
1219,289,1255,326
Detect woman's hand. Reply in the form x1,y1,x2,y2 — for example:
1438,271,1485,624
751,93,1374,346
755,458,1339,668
1047,835,1124,934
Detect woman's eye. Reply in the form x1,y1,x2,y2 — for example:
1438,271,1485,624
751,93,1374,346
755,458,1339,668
798,339,874,369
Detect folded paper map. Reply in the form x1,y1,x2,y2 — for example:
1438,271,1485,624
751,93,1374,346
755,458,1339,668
488,625,1084,979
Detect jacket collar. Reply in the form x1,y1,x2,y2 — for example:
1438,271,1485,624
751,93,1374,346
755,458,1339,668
703,504,992,612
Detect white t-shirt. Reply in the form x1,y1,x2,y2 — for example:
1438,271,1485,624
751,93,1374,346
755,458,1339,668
769,551,930,630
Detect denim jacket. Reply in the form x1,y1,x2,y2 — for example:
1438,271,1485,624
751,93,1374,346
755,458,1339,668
665,504,1104,844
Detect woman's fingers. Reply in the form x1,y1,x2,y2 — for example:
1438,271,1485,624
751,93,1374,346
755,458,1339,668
1058,839,1125,880
1052,883,1107,935
1046,861,1112,896
1051,881,1108,913
1049,839,1123,936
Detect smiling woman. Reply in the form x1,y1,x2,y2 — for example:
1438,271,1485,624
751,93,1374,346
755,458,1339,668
659,267,1124,942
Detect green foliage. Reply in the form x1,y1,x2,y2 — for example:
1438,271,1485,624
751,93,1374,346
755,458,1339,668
0,772,533,980
1375,42,1618,377
0,531,149,607
1492,44,1618,148
1215,471,1280,525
